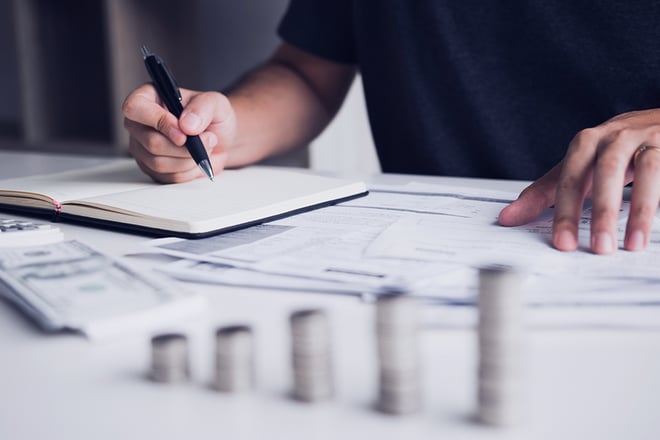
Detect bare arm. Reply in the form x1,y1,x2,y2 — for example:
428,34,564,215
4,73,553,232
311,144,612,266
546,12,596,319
226,44,357,166
122,43,356,182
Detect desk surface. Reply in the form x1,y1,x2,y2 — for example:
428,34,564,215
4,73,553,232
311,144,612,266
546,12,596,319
1,151,659,440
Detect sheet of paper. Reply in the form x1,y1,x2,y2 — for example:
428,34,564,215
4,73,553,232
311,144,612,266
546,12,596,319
161,259,369,295
365,191,660,305
139,181,660,328
143,205,466,290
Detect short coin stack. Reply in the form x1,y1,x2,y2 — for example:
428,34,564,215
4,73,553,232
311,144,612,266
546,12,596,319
375,294,420,415
151,333,190,383
214,325,255,392
290,309,333,402
477,265,527,426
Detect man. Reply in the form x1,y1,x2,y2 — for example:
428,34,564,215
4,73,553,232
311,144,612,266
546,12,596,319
123,1,660,255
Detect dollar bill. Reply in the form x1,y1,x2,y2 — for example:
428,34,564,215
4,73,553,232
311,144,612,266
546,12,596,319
0,240,204,338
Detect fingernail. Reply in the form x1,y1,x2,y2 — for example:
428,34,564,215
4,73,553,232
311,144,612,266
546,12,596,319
181,112,201,131
555,230,576,250
627,230,645,251
593,232,614,254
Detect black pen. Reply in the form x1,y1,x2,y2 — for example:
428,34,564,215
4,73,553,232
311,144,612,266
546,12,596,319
141,45,215,181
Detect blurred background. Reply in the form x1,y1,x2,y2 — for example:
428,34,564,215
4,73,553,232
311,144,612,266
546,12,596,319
0,0,379,175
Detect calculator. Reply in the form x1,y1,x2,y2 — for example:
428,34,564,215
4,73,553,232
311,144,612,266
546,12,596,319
0,218,64,247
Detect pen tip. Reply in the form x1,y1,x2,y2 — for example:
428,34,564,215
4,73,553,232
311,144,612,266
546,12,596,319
198,160,215,182
140,45,151,58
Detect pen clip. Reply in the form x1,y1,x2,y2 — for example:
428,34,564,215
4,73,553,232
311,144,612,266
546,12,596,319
141,45,182,102
160,59,182,102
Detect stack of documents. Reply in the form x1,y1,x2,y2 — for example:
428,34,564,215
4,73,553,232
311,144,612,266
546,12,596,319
135,182,660,329
0,241,205,339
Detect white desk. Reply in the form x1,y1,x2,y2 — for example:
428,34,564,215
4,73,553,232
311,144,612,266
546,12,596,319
1,151,659,440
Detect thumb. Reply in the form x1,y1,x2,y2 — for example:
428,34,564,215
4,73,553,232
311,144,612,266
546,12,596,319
498,162,562,226
178,91,234,136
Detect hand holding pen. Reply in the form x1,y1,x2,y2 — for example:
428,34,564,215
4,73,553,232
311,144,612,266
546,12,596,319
123,47,236,183
141,45,215,181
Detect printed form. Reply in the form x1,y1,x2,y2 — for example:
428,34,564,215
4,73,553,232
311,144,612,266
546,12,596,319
135,182,660,327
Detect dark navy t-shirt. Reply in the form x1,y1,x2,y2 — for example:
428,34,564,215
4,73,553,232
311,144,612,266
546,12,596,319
278,1,660,180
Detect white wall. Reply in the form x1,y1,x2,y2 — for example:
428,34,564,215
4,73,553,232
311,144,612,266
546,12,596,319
310,75,381,176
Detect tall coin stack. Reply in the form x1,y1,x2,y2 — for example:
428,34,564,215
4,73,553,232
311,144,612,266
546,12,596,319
214,325,255,393
477,265,527,426
375,294,420,415
290,309,333,402
150,333,190,383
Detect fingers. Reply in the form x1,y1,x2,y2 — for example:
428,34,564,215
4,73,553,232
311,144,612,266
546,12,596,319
123,85,229,151
122,84,186,145
624,148,660,251
123,85,234,183
589,137,640,254
124,119,190,159
551,111,660,254
552,129,600,252
498,163,561,227
128,130,220,183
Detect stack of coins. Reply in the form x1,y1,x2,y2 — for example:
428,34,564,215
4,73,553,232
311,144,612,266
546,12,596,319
477,265,527,426
150,333,190,383
375,294,420,415
214,325,255,392
290,309,333,402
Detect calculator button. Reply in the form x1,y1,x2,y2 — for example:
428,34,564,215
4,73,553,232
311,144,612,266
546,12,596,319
0,218,63,247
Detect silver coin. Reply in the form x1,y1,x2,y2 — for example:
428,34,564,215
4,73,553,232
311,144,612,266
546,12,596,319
476,265,527,427
150,333,189,383
290,309,333,403
378,388,421,415
214,325,255,393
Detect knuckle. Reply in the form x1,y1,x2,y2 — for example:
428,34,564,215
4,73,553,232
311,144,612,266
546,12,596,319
590,206,619,225
520,184,552,207
148,155,170,173
595,154,625,175
631,203,657,221
143,131,166,154
645,130,660,146
552,215,577,231
637,157,660,174
557,174,582,193
155,114,170,134
635,150,660,172
121,97,136,118
206,90,224,102
572,127,601,147
612,127,635,143
127,137,140,155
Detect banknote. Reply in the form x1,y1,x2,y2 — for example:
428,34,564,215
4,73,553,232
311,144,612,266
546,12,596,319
0,240,204,338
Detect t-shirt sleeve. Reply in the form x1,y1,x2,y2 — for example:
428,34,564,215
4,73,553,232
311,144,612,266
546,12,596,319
277,0,356,64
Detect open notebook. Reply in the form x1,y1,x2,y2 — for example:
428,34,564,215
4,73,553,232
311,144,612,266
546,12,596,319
0,160,368,238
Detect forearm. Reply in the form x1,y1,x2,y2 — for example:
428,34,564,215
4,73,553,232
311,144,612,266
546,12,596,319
224,45,356,167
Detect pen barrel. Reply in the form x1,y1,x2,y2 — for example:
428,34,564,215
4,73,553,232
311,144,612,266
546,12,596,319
186,135,209,164
144,57,183,116
142,50,213,177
